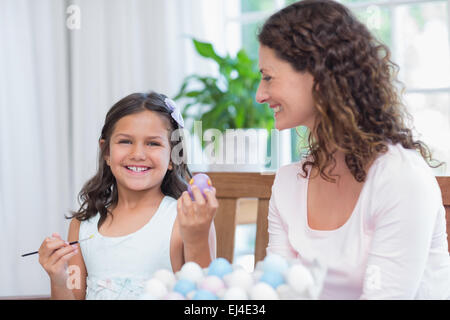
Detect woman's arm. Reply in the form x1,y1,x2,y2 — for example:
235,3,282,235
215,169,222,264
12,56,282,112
266,173,299,260
361,171,442,299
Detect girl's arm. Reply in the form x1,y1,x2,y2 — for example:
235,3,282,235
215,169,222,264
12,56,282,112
41,219,87,299
177,186,218,268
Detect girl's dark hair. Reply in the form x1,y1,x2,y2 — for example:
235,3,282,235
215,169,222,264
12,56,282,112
67,91,191,226
258,0,444,182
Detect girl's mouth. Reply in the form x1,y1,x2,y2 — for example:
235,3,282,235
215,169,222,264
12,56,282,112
124,166,151,174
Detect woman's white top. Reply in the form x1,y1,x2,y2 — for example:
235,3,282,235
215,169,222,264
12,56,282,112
267,143,450,299
79,195,177,299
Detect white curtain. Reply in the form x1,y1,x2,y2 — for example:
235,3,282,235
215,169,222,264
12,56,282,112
0,0,222,297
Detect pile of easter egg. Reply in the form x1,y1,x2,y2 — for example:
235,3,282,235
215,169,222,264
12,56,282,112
139,254,326,300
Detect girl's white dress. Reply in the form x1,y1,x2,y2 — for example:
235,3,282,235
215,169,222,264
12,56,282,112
79,195,178,299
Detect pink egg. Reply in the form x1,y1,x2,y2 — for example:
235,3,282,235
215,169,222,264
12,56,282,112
199,275,225,294
188,173,213,201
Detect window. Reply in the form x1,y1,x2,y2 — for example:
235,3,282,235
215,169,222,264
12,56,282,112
223,0,450,175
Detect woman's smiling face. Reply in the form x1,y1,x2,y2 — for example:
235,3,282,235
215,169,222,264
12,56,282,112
256,45,317,131
102,110,173,195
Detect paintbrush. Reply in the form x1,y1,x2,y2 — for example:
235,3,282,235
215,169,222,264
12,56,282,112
21,234,94,257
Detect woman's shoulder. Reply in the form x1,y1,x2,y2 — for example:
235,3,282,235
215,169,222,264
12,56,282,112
368,143,441,203
274,160,308,182
271,161,309,196
371,143,436,184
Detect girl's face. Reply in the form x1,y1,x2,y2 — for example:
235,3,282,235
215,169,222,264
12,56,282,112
256,45,317,130
102,110,173,196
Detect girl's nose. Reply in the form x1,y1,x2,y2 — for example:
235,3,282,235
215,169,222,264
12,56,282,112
255,81,269,104
130,144,146,160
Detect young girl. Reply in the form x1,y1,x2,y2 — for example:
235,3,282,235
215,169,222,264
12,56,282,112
257,0,450,299
38,91,218,299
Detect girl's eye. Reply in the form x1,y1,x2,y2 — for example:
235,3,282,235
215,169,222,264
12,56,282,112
119,140,131,144
263,75,272,81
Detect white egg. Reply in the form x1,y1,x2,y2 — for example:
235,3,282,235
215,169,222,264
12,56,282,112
177,261,204,284
164,291,185,300
186,290,196,300
139,292,156,300
249,282,279,300
144,278,168,299
263,254,289,274
152,269,176,290
223,269,254,291
251,269,263,283
223,287,248,300
285,264,314,294
199,275,225,294
276,284,301,300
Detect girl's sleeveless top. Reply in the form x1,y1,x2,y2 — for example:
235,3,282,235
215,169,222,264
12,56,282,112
78,196,178,299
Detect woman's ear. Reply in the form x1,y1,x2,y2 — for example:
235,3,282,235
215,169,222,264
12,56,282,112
168,161,173,171
99,139,110,166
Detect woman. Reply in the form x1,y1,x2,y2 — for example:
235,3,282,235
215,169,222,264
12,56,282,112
256,0,449,299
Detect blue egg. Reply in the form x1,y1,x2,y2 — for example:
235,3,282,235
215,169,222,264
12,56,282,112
263,254,289,274
207,257,233,278
192,289,218,300
259,270,285,288
173,279,196,296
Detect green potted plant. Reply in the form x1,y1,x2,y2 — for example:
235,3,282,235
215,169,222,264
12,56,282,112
174,38,274,133
173,39,274,171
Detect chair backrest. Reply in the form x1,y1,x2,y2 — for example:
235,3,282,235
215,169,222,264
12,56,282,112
205,172,275,265
436,176,450,251
208,173,450,267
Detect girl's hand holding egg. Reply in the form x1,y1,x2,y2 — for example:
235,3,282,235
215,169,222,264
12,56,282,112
177,174,218,246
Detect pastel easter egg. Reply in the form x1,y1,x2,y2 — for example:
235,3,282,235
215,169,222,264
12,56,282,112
207,257,233,278
199,275,225,294
249,282,279,300
144,278,168,299
262,254,289,274
152,269,176,290
223,287,248,300
188,173,213,201
285,264,314,294
163,292,185,300
223,269,253,291
259,270,285,289
192,289,218,300
177,261,204,284
173,279,196,297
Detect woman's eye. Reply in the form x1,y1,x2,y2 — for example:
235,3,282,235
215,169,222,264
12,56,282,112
119,140,131,144
148,142,160,146
263,75,272,81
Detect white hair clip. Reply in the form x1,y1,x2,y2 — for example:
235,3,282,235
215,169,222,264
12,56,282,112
164,98,184,128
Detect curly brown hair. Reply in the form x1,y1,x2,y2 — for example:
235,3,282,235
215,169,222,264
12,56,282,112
258,0,444,182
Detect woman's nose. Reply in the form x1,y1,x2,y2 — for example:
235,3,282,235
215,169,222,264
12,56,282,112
255,81,269,104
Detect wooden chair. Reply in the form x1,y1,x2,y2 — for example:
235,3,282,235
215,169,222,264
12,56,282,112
437,176,450,251
210,173,450,267
207,172,275,266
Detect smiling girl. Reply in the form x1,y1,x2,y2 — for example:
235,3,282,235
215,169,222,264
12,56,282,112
38,92,217,299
